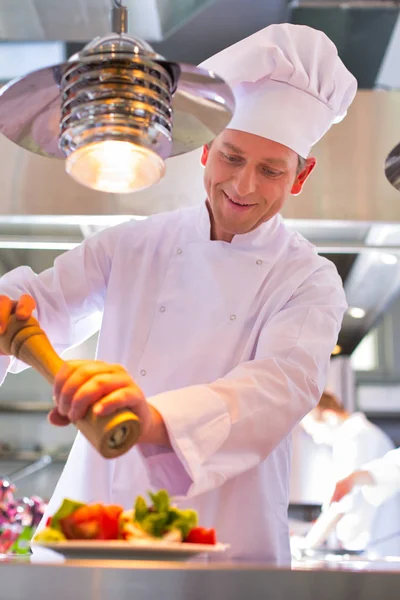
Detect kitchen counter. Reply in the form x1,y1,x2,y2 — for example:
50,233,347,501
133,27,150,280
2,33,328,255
2,554,400,600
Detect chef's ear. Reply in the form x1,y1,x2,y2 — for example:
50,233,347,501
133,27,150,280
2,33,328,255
201,144,211,166
291,157,316,196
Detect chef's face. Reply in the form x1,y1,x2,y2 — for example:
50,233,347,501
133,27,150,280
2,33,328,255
302,409,341,446
201,129,316,242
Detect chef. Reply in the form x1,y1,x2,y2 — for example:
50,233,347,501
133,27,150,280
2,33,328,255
0,23,357,564
301,391,400,555
331,447,400,555
332,447,400,505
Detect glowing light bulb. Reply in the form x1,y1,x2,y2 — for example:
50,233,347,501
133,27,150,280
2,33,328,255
348,307,366,319
66,141,165,194
379,253,398,265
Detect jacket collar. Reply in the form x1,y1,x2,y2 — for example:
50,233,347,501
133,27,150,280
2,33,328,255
196,200,283,250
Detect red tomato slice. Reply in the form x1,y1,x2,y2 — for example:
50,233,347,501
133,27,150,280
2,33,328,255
60,504,123,540
185,527,217,545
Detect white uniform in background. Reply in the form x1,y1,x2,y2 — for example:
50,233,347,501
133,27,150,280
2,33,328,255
332,413,400,555
363,447,400,501
359,447,400,555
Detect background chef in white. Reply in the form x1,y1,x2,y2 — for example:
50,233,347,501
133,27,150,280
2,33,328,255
0,23,357,564
331,446,400,555
332,447,400,505
300,391,400,555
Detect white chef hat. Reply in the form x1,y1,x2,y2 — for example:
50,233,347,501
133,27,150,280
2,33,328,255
199,23,358,158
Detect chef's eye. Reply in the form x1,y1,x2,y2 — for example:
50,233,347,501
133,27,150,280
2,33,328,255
262,167,282,178
221,152,242,165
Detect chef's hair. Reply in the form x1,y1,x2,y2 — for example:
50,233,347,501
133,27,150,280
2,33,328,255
317,390,346,414
297,155,307,174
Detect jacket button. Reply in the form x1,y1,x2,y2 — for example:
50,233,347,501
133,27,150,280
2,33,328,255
177,248,183,254
256,259,262,265
160,306,166,313
140,370,147,376
230,314,236,321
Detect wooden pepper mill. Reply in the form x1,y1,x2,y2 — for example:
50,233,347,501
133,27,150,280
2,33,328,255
0,313,141,459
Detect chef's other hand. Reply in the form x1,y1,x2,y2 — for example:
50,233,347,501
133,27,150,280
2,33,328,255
330,474,357,504
48,360,153,438
0,294,36,334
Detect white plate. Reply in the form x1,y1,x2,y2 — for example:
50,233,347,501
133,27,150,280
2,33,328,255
31,539,230,561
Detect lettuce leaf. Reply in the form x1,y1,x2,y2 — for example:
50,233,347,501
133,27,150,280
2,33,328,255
140,513,169,538
132,491,198,539
134,496,149,522
148,490,170,513
167,508,198,538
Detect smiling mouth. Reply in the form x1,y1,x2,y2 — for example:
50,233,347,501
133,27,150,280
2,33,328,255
223,191,256,208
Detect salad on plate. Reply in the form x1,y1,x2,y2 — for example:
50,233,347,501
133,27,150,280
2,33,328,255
34,489,218,547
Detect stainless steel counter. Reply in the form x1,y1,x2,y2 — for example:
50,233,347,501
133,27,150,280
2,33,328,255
1,555,400,600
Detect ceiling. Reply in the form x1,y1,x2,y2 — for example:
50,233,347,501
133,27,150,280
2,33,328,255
1,0,400,357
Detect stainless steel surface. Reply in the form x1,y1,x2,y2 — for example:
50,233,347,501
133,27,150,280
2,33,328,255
294,1,396,5
0,450,68,463
0,402,53,413
6,455,52,483
2,557,400,600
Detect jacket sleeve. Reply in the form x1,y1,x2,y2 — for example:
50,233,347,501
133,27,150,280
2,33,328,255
0,221,129,383
139,261,347,498
362,449,400,507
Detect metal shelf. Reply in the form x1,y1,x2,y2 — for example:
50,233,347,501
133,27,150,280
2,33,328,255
0,450,68,462
364,412,400,420
0,402,52,414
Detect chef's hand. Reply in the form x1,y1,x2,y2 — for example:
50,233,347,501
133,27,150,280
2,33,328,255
330,470,375,504
49,360,170,446
0,294,36,342
330,475,356,504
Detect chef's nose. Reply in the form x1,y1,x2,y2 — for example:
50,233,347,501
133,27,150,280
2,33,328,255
234,164,257,196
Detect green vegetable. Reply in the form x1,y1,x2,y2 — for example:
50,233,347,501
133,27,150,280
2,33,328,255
131,491,198,539
148,490,170,514
50,498,85,532
167,509,198,538
140,513,169,538
134,496,149,522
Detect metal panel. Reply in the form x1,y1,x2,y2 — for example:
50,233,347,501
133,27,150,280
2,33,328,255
0,0,218,43
292,4,399,88
2,559,400,600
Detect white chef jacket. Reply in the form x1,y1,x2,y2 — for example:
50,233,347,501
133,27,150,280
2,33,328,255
330,413,400,555
363,448,400,505
359,447,400,556
0,202,346,564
